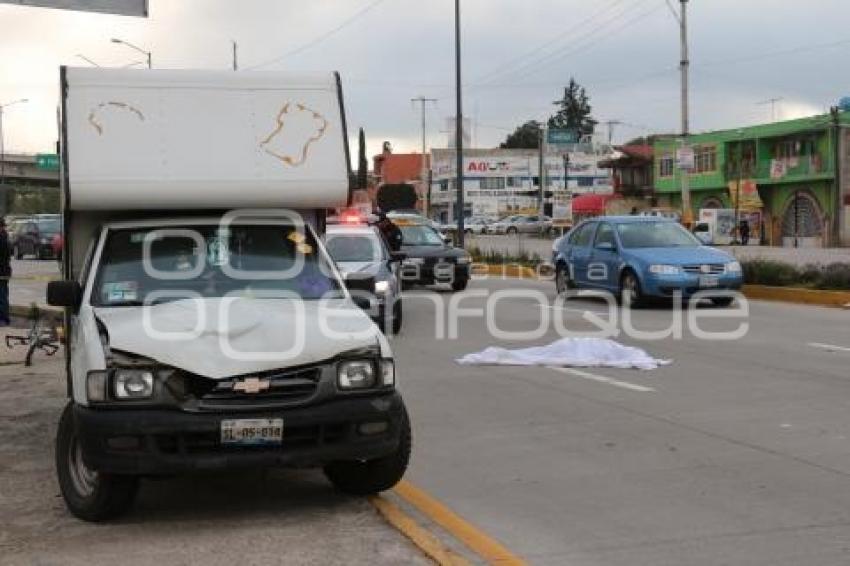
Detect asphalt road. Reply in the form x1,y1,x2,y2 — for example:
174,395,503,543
4,263,850,565
394,277,850,565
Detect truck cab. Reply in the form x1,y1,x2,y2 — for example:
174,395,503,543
50,68,410,521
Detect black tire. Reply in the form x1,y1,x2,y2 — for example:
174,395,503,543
55,402,139,522
324,406,411,496
711,297,735,307
506,227,518,235
392,300,403,334
555,262,572,295
451,277,469,292
619,270,645,308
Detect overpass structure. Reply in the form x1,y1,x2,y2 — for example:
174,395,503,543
0,153,60,216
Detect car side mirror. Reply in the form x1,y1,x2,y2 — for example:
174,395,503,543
596,242,616,252
47,280,82,310
390,251,407,262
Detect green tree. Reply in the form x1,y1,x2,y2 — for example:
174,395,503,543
548,78,597,137
500,120,542,149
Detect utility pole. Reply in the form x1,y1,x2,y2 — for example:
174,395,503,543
538,126,546,217
411,96,437,216
454,0,465,246
678,0,693,226
232,40,238,71
757,97,783,122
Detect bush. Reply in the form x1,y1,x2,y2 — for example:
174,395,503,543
817,263,850,290
741,260,850,290
466,245,543,268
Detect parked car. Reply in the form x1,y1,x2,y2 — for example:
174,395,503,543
325,221,405,333
440,216,491,235
552,216,743,306
490,214,553,236
392,217,472,291
11,214,61,259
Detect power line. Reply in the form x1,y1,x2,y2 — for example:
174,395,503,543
471,0,625,86
246,0,388,70
472,0,658,88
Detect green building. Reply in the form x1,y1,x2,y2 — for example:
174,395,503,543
654,112,850,247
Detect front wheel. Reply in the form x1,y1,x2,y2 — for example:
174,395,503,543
55,402,139,522
555,263,572,295
506,227,518,235
619,271,645,308
324,407,411,496
451,277,469,292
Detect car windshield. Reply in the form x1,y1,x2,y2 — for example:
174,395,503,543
37,219,60,234
93,224,343,306
616,221,701,248
325,232,383,262
399,224,444,246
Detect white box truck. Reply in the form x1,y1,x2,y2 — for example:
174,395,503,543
48,68,410,521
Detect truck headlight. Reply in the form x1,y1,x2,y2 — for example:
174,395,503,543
338,360,376,389
726,261,742,273
649,264,681,275
375,280,391,294
113,369,155,399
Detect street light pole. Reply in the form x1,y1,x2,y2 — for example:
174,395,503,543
111,37,152,69
412,96,437,216
454,0,465,246
0,99,29,196
679,0,692,226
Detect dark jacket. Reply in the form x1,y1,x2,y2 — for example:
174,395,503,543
0,228,11,278
376,218,403,252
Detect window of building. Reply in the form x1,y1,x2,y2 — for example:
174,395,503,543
659,154,675,177
577,177,594,187
693,145,717,173
506,177,524,188
480,177,505,190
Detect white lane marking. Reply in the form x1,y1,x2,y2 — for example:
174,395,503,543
547,367,655,393
808,342,850,353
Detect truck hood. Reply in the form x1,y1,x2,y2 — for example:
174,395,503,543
93,297,380,379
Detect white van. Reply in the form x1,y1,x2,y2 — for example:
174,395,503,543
48,68,410,521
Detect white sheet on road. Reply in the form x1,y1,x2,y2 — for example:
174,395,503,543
456,337,671,370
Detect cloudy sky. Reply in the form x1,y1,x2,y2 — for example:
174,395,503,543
1,0,848,159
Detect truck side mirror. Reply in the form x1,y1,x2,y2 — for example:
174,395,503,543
47,280,82,310
344,274,376,312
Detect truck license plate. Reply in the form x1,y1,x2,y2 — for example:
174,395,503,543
698,275,719,288
221,419,283,446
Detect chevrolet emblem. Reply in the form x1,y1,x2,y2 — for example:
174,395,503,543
233,377,271,394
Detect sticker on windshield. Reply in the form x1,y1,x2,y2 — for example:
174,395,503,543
287,231,306,244
103,281,138,303
207,236,230,266
295,242,313,254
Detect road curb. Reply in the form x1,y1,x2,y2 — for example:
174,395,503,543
741,285,850,309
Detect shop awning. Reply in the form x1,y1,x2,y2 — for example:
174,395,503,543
571,193,617,214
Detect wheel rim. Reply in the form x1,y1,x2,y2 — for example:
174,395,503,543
68,434,98,497
556,268,567,293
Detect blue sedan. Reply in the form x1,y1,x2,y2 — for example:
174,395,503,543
552,216,743,306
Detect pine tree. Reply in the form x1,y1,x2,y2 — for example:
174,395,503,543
548,78,597,137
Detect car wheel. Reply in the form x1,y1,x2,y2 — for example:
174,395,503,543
711,297,735,307
555,263,573,295
392,300,403,334
324,406,411,496
619,270,645,308
451,277,469,292
507,227,518,235
55,402,139,522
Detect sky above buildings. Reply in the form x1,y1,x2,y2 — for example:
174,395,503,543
1,0,848,158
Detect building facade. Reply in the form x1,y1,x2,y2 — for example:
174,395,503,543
428,146,614,223
654,112,850,247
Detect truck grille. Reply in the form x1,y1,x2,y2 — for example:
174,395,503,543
682,264,725,275
193,366,322,410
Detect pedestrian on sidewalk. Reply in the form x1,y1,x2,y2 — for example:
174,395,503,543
0,217,11,326
739,219,750,246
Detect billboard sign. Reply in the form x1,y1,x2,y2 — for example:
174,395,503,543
35,153,60,170
0,0,148,16
547,128,579,146
676,146,694,170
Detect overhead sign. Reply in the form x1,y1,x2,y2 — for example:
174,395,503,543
0,0,148,17
35,153,60,170
676,147,694,170
547,128,579,146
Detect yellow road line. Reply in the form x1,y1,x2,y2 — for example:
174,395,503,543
370,495,471,566
394,480,527,565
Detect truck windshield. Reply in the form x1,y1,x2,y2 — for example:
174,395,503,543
93,224,343,306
